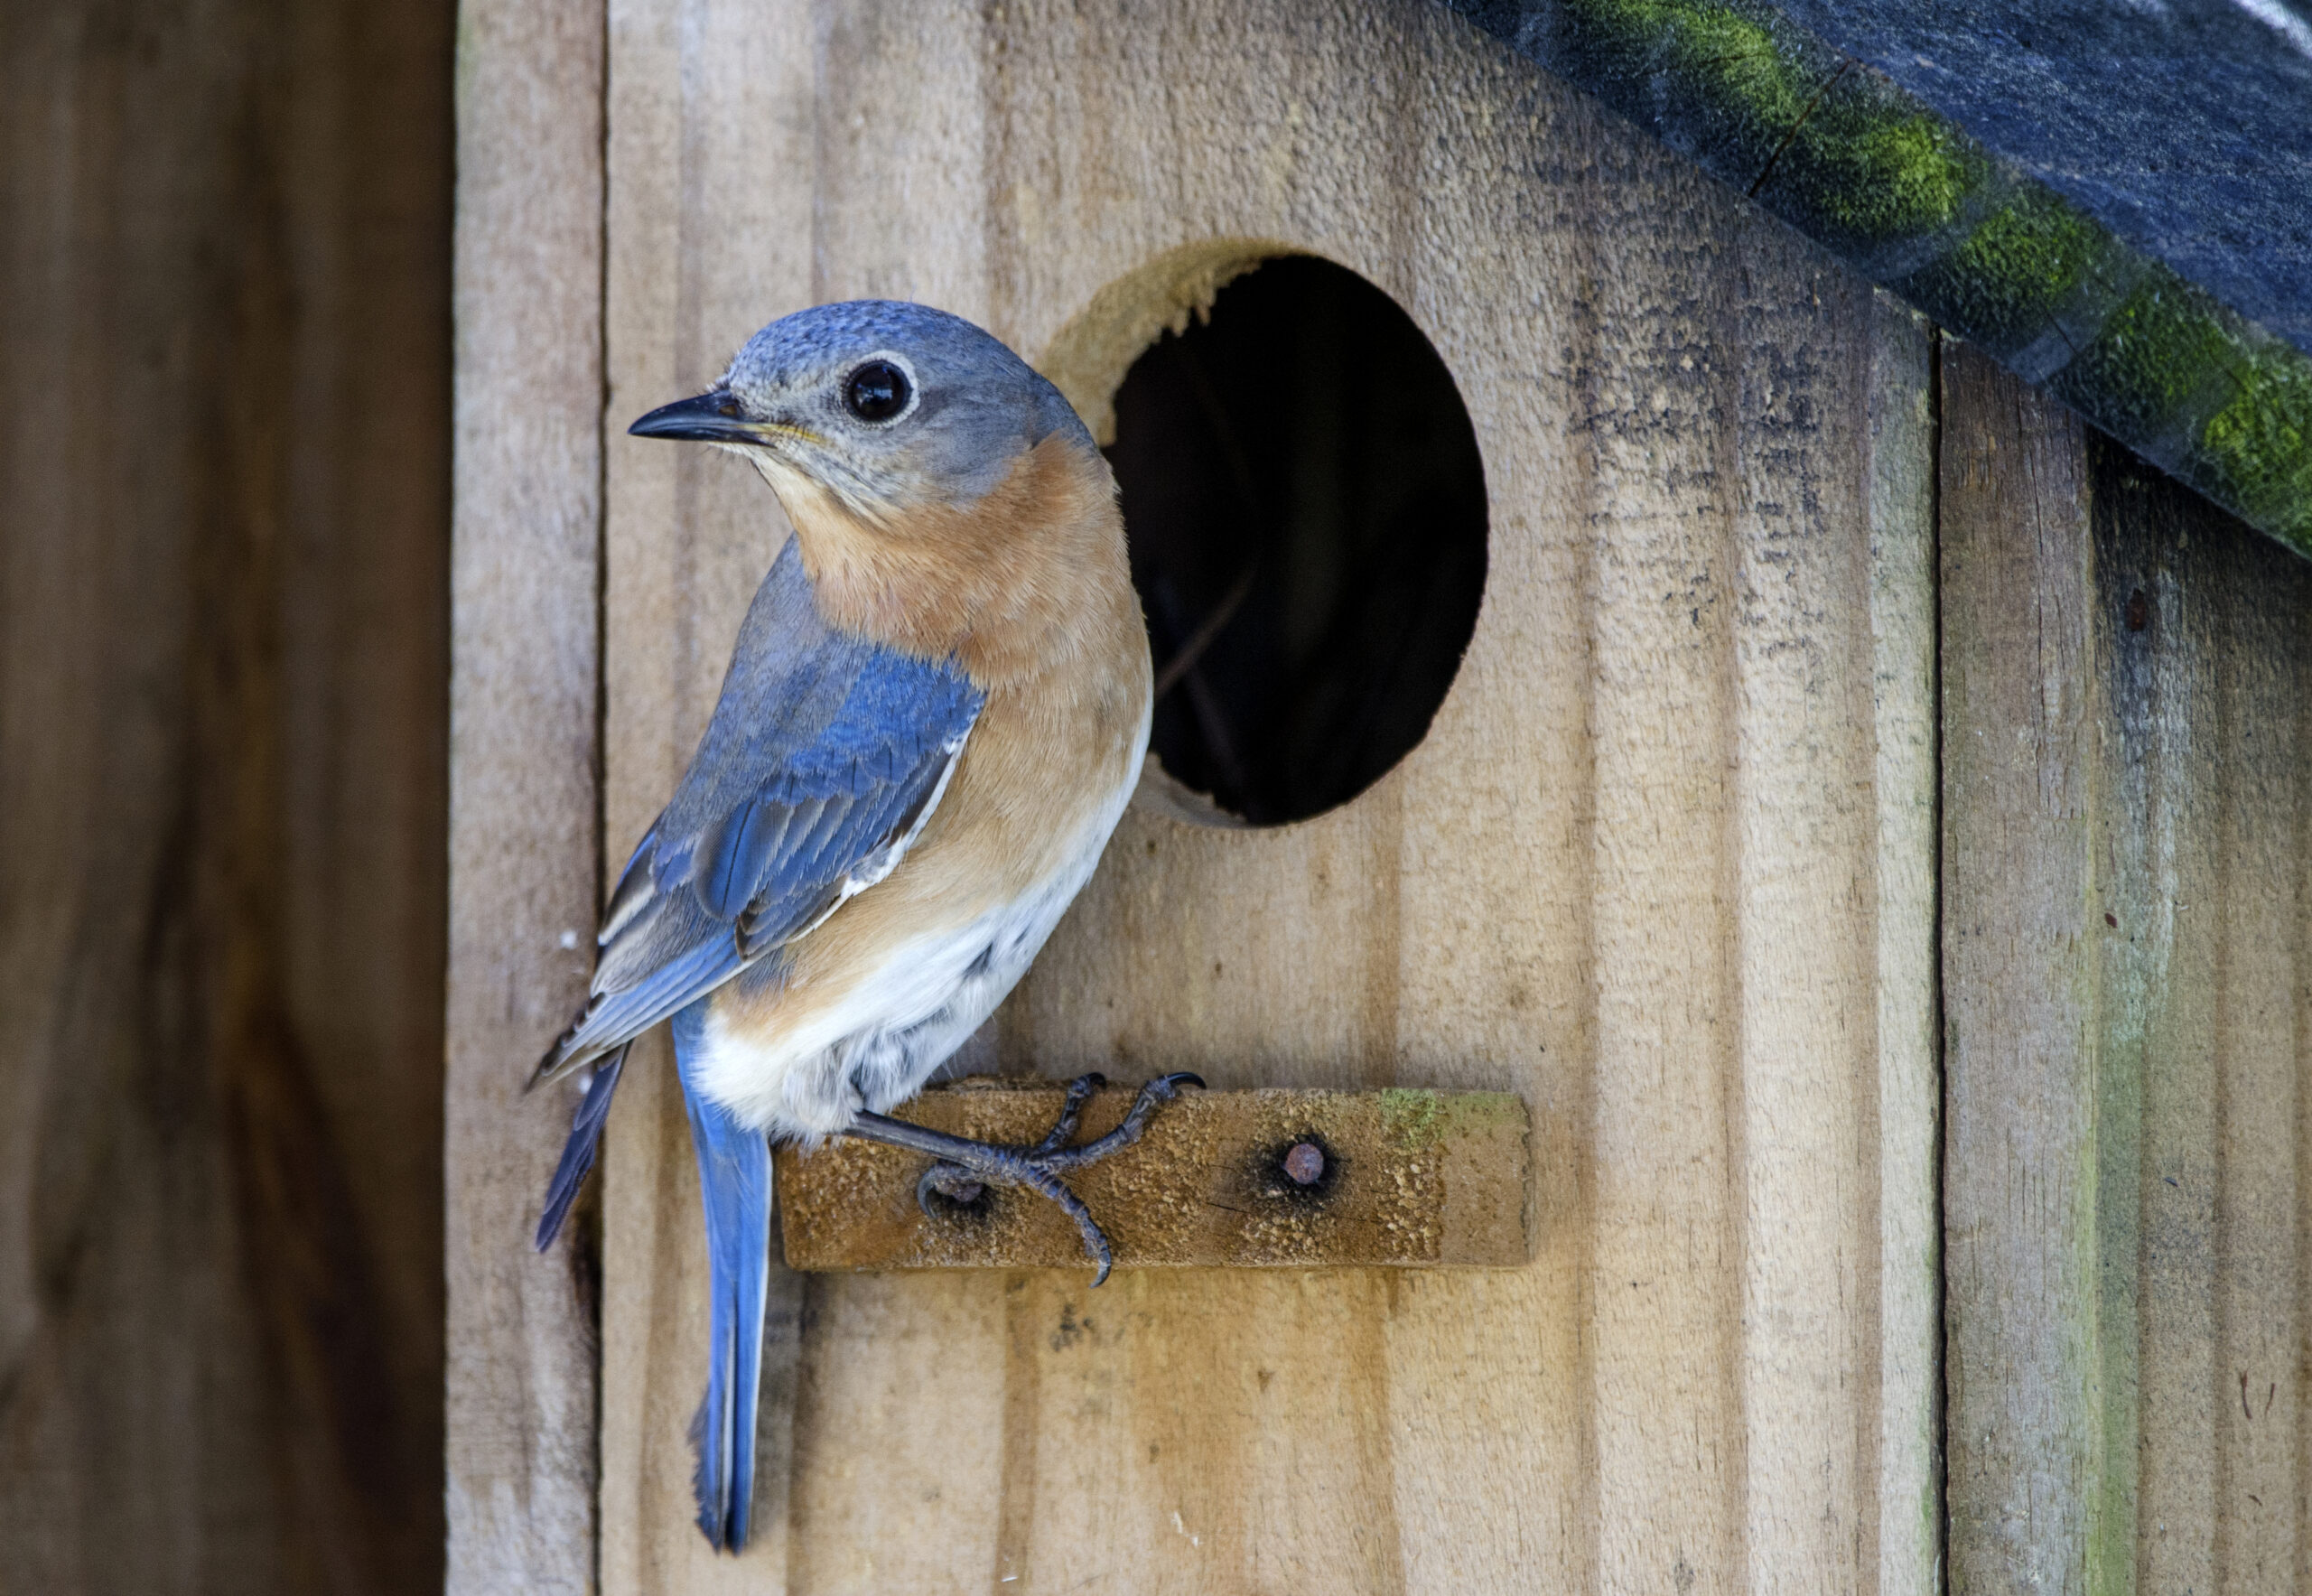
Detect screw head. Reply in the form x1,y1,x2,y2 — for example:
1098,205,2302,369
1282,1143,1326,1185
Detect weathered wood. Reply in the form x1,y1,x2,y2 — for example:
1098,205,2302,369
2100,453,2312,1596
0,1,450,1590
1868,293,1945,1596
1939,343,2105,1594
777,1082,1530,1271
445,0,604,1590
595,1,818,1588
1944,338,2312,1595
593,2,1943,1591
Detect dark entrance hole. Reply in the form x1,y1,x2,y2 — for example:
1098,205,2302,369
1105,255,1488,826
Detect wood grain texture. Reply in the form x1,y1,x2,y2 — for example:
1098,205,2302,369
1868,296,1944,1596
1939,345,2104,1595
1943,339,2312,1595
0,1,450,1591
776,1082,1529,1270
445,0,604,1590
597,2,818,1590
591,3,1942,1591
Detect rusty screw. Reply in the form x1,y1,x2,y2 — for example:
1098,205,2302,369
1282,1143,1326,1185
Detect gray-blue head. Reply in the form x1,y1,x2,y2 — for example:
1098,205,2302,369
629,301,1094,518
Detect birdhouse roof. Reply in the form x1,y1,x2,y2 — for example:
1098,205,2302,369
1454,0,2312,558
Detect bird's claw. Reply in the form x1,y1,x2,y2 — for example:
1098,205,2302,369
894,1070,1206,1287
1030,1070,1107,1154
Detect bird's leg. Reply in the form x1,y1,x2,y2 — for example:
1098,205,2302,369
844,1071,1205,1286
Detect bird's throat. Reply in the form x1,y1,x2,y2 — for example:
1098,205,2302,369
769,436,1135,693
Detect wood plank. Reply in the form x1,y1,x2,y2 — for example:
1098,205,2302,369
1938,342,2106,1595
2092,434,2312,1594
444,0,605,1590
0,2,451,1590
1865,296,1944,1596
776,1082,1529,1271
1942,345,2312,1595
597,1,818,1591
597,1,1942,1589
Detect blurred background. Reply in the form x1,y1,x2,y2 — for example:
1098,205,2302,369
0,2,452,1591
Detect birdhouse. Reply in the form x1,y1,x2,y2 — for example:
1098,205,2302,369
448,1,2312,1591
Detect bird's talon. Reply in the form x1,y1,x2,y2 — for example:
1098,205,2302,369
916,1161,987,1218
1030,1070,1109,1154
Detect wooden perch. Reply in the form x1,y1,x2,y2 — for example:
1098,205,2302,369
775,1078,1530,1272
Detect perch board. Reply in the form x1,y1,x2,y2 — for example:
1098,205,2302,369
775,1081,1529,1271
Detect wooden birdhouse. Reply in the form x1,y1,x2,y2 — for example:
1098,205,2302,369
449,1,2312,1591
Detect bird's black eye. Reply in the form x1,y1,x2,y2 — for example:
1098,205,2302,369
844,359,911,423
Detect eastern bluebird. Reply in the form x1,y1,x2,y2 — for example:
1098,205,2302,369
527,300,1199,1551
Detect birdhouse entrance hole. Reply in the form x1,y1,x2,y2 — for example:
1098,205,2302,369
1041,247,1488,826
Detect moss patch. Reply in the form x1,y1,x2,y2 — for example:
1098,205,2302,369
2056,275,2235,434
1802,109,1975,242
1904,190,2111,357
1378,1088,1527,1152
1556,0,1981,247
2199,350,2312,550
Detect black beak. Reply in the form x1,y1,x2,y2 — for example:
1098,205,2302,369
628,389,757,443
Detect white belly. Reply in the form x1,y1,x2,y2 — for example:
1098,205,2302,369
690,770,1133,1142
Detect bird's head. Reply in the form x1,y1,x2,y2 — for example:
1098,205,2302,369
629,300,1095,530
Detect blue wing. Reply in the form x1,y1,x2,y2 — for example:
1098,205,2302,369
533,1041,627,1249
531,535,982,1248
672,1000,771,1552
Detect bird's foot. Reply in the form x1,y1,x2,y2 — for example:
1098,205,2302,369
844,1071,1206,1287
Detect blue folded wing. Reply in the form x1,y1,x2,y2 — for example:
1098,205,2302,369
530,536,982,1245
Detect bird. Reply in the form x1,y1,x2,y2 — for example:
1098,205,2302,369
526,299,1201,1553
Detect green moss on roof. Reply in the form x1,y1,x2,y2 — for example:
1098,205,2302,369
2056,277,2233,434
1559,0,1983,245
2200,349,2312,546
1906,191,2109,356
1805,111,1973,241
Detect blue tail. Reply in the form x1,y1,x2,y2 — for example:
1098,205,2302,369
672,1000,772,1553
534,1043,629,1251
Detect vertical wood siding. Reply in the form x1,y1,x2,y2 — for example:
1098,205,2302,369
592,3,1940,1590
444,0,608,1593
1943,344,2312,1596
